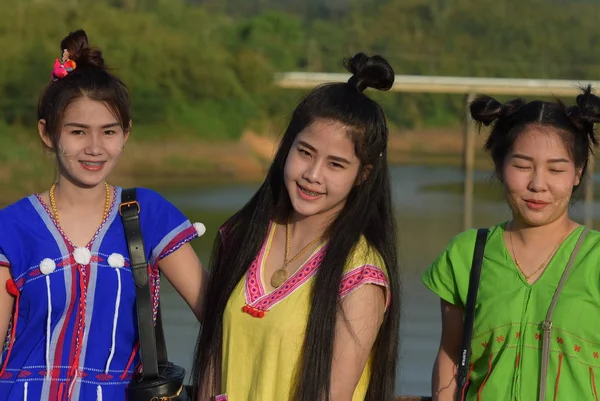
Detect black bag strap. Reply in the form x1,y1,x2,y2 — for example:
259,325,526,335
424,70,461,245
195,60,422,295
120,188,168,379
456,228,489,398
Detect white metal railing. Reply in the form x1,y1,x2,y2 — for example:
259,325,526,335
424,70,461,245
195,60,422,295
274,73,600,229
275,72,600,96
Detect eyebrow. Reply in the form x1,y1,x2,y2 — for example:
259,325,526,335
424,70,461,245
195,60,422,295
297,140,352,165
511,154,570,163
63,122,121,129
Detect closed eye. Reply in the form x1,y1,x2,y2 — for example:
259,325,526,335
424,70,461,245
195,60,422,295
514,165,530,170
298,148,311,157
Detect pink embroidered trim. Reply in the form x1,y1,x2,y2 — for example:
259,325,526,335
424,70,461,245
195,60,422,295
339,265,390,307
244,220,327,312
244,223,272,305
155,226,198,263
251,252,325,312
215,395,228,401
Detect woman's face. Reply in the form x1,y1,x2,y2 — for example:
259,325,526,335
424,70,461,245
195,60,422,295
502,125,582,227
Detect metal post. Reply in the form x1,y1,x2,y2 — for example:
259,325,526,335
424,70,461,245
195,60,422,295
584,153,595,228
463,93,476,230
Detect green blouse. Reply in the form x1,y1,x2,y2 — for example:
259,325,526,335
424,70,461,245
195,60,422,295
422,223,600,401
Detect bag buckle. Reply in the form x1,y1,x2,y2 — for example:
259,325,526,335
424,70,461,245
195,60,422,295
149,385,184,401
542,320,552,332
119,200,141,216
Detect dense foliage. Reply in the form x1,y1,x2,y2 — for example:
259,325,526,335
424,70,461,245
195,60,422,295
2,0,599,138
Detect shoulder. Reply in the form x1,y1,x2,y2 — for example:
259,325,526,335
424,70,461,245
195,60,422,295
119,187,179,215
345,236,386,273
442,223,503,257
571,226,600,256
0,196,38,227
340,236,390,306
582,227,600,243
125,187,169,205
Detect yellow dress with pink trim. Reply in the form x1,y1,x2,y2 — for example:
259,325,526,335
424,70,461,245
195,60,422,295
217,221,390,401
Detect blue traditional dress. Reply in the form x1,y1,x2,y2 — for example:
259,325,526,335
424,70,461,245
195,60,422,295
0,187,198,401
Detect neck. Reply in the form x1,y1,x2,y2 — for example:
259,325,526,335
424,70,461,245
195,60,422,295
53,177,109,213
509,213,574,245
288,210,337,241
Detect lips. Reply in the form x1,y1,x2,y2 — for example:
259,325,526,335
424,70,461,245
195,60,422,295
524,199,550,210
296,183,325,200
524,199,550,205
298,184,324,196
79,161,106,171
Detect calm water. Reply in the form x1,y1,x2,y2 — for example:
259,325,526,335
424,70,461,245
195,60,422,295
158,165,595,396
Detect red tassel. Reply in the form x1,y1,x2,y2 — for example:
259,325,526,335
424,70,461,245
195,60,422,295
5,279,18,297
120,342,140,380
242,304,266,318
0,280,20,377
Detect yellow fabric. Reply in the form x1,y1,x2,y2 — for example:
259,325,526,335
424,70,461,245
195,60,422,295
220,222,389,400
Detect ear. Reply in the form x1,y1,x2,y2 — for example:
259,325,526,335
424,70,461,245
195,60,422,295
356,164,373,185
123,119,132,144
575,167,584,187
38,119,54,149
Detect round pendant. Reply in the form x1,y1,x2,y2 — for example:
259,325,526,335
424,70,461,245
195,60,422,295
270,269,288,288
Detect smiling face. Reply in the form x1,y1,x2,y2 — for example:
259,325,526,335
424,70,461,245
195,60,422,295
283,119,363,222
39,96,130,188
502,125,583,227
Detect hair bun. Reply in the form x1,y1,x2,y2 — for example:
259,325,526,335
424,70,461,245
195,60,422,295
60,29,106,69
345,52,394,93
470,96,525,126
574,85,600,125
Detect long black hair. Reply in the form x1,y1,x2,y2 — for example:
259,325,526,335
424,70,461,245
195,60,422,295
192,52,400,401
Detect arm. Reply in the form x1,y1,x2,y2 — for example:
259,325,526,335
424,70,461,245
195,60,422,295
330,284,386,401
0,268,14,344
157,243,207,321
432,299,464,401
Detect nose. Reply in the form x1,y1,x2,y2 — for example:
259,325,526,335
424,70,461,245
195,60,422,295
85,133,103,156
302,159,323,184
527,168,548,192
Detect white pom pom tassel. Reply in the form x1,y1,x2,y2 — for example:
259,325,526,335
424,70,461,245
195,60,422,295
40,258,56,275
105,263,122,374
107,253,125,269
73,247,92,265
45,276,52,378
193,222,206,237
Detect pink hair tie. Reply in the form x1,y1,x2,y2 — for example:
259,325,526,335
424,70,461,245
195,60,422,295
51,49,76,81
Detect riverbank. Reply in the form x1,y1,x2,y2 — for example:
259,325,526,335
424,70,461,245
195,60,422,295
0,126,490,207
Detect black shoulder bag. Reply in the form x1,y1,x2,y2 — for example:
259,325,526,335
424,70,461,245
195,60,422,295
456,228,488,401
120,188,189,401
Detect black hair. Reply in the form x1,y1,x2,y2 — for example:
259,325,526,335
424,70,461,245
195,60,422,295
192,52,400,400
38,29,130,150
470,85,600,188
